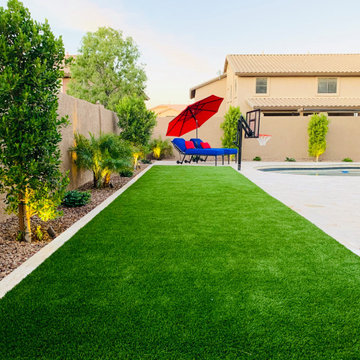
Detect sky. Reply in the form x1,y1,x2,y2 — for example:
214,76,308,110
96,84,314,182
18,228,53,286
1,0,360,108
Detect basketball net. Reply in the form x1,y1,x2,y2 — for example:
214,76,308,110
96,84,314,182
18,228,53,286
257,134,272,146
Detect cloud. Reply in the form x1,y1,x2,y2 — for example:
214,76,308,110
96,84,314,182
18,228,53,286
28,0,214,74
29,0,120,32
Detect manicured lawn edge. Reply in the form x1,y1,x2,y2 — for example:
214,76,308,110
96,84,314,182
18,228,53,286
0,164,154,299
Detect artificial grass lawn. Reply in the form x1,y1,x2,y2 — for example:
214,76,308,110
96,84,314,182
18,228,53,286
1,166,360,359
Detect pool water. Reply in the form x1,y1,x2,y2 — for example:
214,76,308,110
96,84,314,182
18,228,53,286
259,166,360,176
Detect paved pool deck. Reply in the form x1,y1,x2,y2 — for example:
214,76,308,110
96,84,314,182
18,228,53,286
157,160,360,256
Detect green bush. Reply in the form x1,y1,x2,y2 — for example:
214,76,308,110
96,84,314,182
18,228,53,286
62,190,91,208
342,157,353,162
285,157,296,162
253,156,261,161
220,106,241,148
119,168,134,177
116,96,157,147
308,113,329,162
149,137,173,160
141,159,152,164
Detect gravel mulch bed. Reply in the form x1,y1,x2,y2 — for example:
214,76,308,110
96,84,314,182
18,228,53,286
0,164,148,280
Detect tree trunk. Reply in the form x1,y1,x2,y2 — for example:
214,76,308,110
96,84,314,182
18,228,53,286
103,172,111,187
316,155,319,162
18,194,31,242
25,198,32,242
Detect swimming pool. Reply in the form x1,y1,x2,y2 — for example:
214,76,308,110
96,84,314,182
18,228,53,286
258,166,360,176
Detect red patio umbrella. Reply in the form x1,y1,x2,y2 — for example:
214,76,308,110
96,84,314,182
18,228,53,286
166,95,224,138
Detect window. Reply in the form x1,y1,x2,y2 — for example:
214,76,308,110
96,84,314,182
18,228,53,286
256,78,267,94
318,78,337,94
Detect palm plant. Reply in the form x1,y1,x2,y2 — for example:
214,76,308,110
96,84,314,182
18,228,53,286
70,133,132,188
149,137,173,160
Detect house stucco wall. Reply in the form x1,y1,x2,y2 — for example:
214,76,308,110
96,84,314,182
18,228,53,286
0,93,119,222
231,76,360,113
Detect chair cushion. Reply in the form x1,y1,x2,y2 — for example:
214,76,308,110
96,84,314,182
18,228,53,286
172,138,186,152
185,141,195,149
201,142,211,149
223,148,237,155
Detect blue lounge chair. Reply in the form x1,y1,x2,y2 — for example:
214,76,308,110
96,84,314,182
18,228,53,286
190,138,237,164
171,138,225,166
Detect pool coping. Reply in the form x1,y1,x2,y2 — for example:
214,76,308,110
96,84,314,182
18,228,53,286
0,164,154,299
256,163,360,172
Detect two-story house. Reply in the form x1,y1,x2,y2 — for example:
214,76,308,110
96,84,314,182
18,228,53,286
186,54,360,161
190,54,360,117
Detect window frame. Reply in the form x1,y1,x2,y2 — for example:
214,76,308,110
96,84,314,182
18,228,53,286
317,77,338,95
255,77,269,95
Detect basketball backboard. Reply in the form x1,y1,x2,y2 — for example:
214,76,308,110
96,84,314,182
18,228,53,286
244,109,260,138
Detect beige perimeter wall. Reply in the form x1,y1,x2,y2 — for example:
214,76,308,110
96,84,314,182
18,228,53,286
0,93,119,222
153,114,360,162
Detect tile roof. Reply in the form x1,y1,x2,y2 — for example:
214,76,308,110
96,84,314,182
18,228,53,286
247,97,360,110
226,54,360,76
150,104,187,116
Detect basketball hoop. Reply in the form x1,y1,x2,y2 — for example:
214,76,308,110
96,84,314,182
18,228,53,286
257,134,271,146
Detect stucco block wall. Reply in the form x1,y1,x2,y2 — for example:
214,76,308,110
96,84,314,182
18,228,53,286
0,93,119,222
239,115,360,161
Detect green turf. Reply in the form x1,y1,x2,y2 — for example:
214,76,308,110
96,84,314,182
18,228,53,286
1,166,360,359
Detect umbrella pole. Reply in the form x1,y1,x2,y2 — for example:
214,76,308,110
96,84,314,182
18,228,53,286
189,108,199,139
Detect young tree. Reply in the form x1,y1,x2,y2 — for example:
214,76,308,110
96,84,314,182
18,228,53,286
308,113,330,162
116,96,156,147
0,0,69,242
67,27,146,110
220,106,241,148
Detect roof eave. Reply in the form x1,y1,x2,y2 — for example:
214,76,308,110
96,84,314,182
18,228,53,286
252,105,360,111
189,74,227,99
236,71,360,77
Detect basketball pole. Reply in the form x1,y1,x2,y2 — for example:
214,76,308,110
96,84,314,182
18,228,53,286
237,120,243,171
234,114,256,171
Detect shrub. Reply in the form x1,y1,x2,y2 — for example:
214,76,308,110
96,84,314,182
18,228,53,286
141,159,152,164
119,168,134,177
62,190,91,207
221,106,241,148
308,113,329,162
253,156,261,161
285,157,296,162
342,157,353,162
116,96,157,147
149,137,173,160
